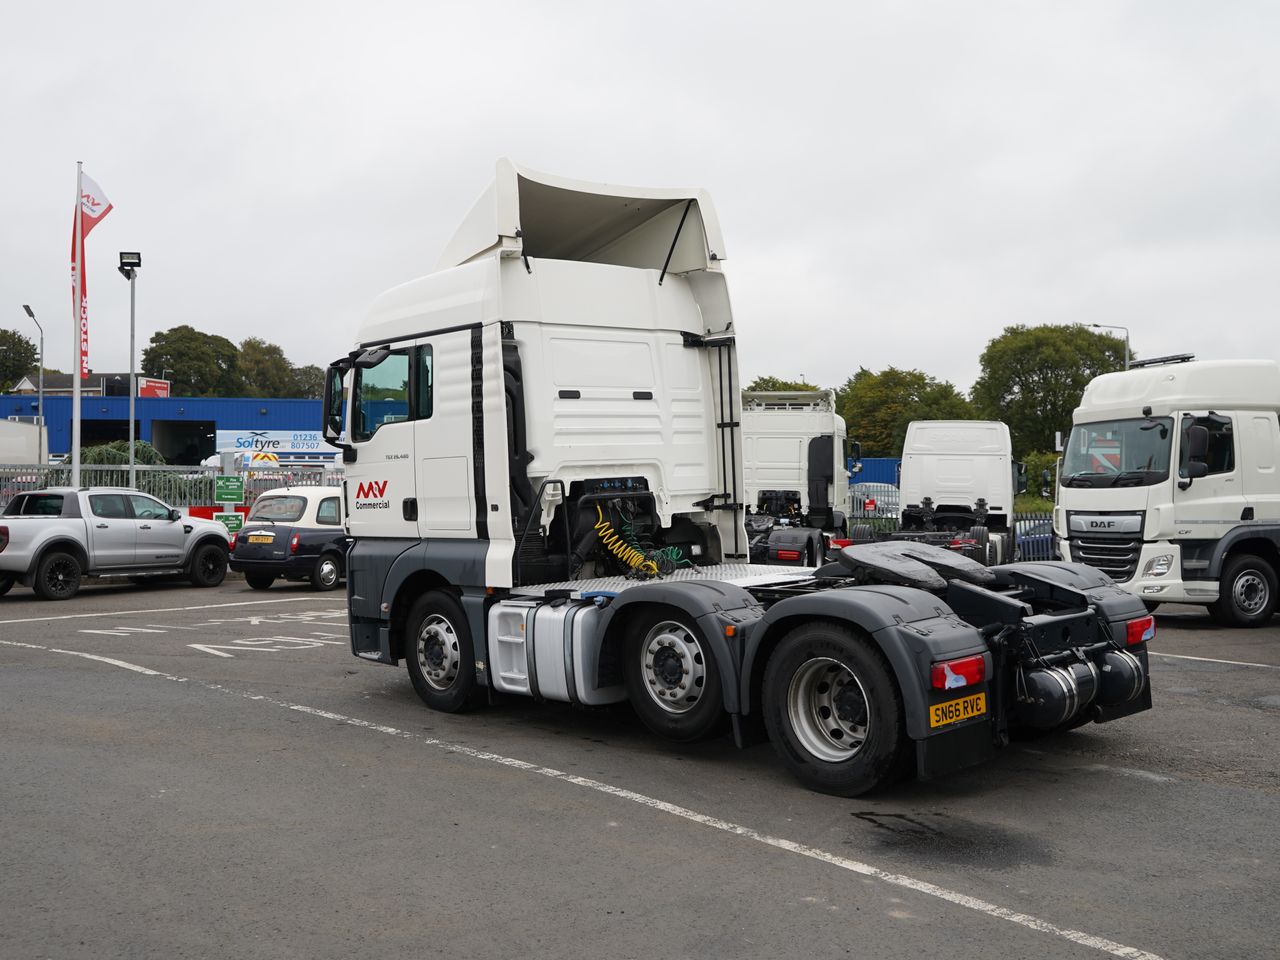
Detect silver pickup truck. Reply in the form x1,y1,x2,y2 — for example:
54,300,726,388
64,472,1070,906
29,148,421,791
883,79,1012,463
0,487,231,600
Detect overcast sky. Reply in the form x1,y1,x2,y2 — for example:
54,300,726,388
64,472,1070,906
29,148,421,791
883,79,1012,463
3,2,1278,394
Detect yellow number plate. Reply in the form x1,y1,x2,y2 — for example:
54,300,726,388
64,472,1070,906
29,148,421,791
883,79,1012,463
247,535,274,544
929,692,987,728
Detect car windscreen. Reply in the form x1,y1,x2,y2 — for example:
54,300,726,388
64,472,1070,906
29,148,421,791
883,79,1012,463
3,494,65,516
1061,417,1172,488
247,495,307,522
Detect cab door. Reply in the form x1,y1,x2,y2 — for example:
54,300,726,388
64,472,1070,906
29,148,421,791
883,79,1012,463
1173,413,1244,537
346,346,416,538
413,331,477,537
130,494,187,566
86,493,136,567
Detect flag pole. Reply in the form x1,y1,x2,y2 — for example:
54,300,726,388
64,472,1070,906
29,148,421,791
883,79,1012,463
72,162,83,487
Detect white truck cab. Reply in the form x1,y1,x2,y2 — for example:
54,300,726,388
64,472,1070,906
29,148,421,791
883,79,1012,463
1056,356,1280,626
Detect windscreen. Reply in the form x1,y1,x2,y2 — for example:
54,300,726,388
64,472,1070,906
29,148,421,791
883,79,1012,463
1062,418,1172,488
248,496,307,522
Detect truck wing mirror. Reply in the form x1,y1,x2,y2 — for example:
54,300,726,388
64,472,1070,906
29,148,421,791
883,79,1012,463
1015,461,1028,494
322,364,347,444
1185,423,1209,460
850,441,862,462
353,348,389,369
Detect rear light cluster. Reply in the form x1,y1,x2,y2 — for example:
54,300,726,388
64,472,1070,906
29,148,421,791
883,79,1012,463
289,533,300,555
829,539,852,549
229,533,238,550
1125,615,1155,646
776,549,802,561
930,654,986,690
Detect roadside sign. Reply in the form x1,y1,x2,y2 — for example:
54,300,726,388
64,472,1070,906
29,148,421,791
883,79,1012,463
136,376,171,398
213,511,244,533
214,475,245,504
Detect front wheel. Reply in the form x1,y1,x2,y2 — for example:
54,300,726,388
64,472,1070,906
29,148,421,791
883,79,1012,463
0,574,15,596
624,614,725,742
763,623,910,796
189,543,228,588
34,551,82,601
405,591,477,712
1209,554,1278,627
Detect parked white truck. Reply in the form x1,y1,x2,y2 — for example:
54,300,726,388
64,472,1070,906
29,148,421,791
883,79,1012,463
322,159,1154,796
1056,356,1280,626
740,390,850,565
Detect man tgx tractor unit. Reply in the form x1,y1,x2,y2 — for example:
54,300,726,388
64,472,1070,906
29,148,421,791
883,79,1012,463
740,389,850,567
323,160,1153,796
1057,355,1280,627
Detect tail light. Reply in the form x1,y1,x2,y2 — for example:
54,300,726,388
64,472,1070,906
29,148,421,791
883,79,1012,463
229,532,238,550
931,654,986,690
776,549,801,561
290,533,300,555
829,538,852,549
1125,615,1155,646
0,525,7,553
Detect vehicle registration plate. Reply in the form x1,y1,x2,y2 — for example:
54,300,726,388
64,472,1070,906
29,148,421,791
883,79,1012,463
247,535,274,544
929,692,986,728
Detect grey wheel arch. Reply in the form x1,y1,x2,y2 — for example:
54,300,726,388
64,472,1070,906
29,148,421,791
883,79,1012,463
26,538,90,583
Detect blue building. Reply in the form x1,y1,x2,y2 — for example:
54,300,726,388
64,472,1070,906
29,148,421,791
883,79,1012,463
0,394,327,464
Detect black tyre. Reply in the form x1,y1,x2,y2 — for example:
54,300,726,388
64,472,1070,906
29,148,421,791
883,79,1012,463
1209,554,1278,627
0,573,14,596
850,523,875,543
245,573,275,591
188,543,228,588
311,554,342,591
624,613,725,742
762,622,910,796
1142,600,1161,615
967,526,991,565
33,551,82,601
405,591,477,712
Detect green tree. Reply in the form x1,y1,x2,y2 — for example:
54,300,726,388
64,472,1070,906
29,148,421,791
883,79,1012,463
745,375,818,392
142,325,242,397
80,440,167,465
0,329,39,390
971,324,1128,457
289,364,326,400
836,367,973,457
238,337,297,398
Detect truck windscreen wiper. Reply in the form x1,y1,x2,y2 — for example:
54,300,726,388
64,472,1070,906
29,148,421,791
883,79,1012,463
1061,473,1096,487
1108,470,1153,487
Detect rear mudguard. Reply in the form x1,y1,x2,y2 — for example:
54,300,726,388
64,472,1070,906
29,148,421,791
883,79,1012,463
739,585,989,740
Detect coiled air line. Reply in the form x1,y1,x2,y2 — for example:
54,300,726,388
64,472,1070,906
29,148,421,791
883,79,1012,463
594,505,659,576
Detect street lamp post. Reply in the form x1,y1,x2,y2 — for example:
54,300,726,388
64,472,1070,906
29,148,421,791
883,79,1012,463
118,252,142,488
21,304,44,428
1089,323,1130,370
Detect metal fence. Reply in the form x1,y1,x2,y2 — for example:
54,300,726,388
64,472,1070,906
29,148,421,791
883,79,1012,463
842,508,1056,561
0,463,341,510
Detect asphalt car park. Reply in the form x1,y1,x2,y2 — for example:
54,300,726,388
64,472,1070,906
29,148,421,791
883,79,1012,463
1,581,1276,960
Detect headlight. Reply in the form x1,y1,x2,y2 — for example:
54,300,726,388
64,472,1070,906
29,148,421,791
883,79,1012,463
1142,554,1174,578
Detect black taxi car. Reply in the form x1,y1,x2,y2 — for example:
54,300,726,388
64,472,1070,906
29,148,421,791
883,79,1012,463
229,486,350,590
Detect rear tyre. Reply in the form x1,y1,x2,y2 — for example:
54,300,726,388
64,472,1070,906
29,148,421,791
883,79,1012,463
405,591,477,712
245,573,275,591
311,554,342,591
188,543,228,588
850,523,875,543
1209,554,1277,627
763,622,910,796
624,613,725,742
967,526,991,565
0,573,14,596
34,551,82,601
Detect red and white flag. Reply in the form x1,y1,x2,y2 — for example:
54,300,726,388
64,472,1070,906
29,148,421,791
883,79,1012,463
70,172,113,380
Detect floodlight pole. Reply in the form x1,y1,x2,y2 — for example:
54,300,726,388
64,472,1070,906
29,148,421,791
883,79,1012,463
22,305,44,441
118,254,140,488
1089,323,1130,370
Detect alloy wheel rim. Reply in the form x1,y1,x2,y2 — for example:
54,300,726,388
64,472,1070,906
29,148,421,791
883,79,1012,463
786,657,870,763
417,614,460,691
640,621,705,715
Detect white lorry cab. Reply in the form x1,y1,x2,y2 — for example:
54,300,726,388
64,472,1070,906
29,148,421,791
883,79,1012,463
741,390,850,565
1057,356,1280,626
320,160,1155,796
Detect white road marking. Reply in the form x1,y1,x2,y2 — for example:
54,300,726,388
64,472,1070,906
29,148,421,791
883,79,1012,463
0,596,337,626
188,635,347,658
79,627,169,637
0,637,1165,960
1150,651,1280,671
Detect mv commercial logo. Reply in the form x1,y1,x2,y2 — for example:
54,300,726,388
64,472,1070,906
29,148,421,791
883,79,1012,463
354,479,391,511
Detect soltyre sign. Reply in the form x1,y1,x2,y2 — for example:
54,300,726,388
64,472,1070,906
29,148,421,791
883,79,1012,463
216,429,328,457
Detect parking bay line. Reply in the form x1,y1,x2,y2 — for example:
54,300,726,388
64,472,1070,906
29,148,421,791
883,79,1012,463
0,637,1165,960
1150,651,1280,671
0,596,341,626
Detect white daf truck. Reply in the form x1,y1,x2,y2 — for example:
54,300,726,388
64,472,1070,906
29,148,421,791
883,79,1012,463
1056,356,1280,626
740,390,850,566
322,159,1155,796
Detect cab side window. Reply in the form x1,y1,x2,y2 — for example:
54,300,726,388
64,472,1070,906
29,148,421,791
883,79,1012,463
1183,415,1235,475
316,497,341,525
90,494,129,519
352,349,410,441
129,495,171,520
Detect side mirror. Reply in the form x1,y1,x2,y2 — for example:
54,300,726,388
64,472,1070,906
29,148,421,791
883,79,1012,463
1185,424,1209,460
850,441,862,462
322,364,346,443
169,508,182,522
1185,461,1209,480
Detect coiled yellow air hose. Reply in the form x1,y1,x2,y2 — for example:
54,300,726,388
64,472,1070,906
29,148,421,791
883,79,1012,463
594,505,658,575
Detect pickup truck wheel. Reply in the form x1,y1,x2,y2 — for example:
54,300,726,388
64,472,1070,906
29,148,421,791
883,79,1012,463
188,543,228,588
405,591,477,712
245,573,275,590
0,574,13,596
625,615,725,742
34,551,82,601
1209,554,1278,627
311,555,341,591
763,623,910,796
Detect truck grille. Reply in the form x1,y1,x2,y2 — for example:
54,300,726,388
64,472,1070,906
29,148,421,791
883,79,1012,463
1073,538,1140,582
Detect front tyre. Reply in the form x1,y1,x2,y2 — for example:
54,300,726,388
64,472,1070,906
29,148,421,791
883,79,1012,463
1209,554,1278,627
34,551,82,601
189,543,228,588
624,614,725,742
763,623,910,796
405,591,477,712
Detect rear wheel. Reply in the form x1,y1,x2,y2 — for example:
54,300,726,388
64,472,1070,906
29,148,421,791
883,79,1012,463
0,573,14,596
311,554,342,591
188,543,228,588
245,573,275,591
34,551,82,601
763,622,910,796
1209,554,1277,627
405,591,477,712
967,526,992,565
624,613,725,742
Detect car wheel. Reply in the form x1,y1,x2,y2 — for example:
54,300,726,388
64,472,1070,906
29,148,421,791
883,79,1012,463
763,622,911,796
34,551,82,601
311,554,342,591
0,574,15,596
405,591,478,712
188,543,228,588
1209,554,1278,627
245,573,275,591
624,613,725,742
